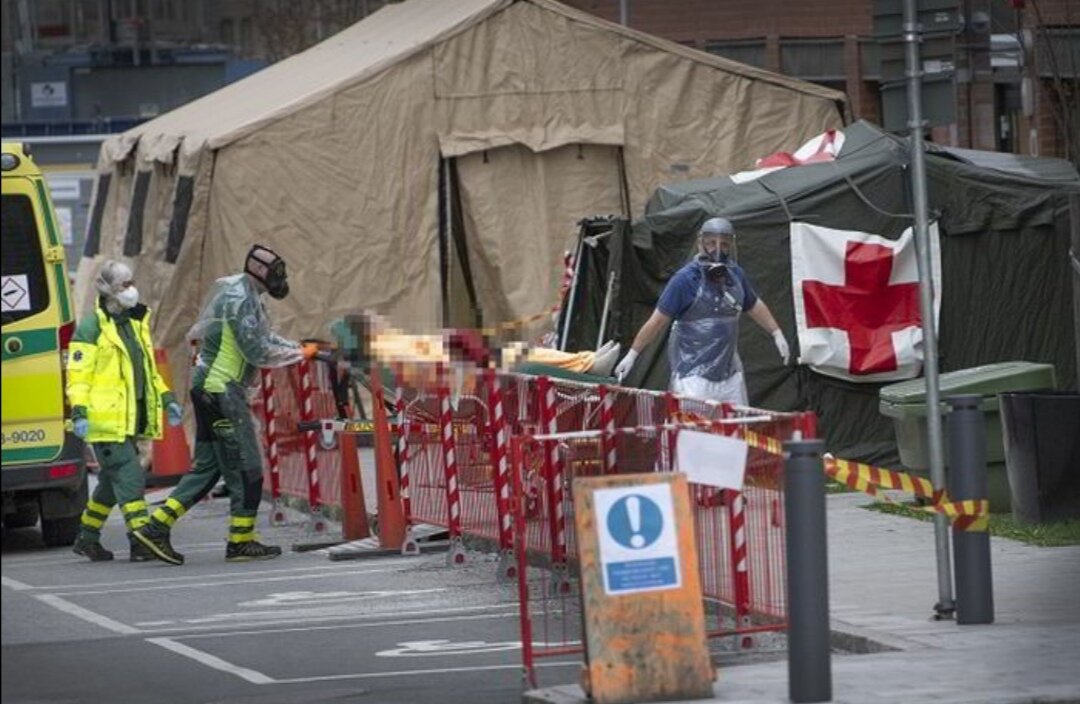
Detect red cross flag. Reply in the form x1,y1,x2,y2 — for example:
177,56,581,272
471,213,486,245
791,222,941,382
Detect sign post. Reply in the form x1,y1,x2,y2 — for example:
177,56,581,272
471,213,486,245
573,472,712,704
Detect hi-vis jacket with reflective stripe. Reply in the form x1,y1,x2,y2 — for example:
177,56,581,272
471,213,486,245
66,299,172,442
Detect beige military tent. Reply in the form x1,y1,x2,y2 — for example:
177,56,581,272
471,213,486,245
78,0,845,389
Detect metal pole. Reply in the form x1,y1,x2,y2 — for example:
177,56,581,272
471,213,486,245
1069,194,1080,387
595,270,616,351
946,395,994,625
559,236,586,351
619,0,629,26
784,438,832,703
904,0,955,620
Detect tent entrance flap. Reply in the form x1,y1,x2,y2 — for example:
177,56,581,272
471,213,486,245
453,142,627,342
440,156,483,329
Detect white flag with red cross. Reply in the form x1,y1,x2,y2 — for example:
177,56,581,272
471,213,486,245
790,222,941,382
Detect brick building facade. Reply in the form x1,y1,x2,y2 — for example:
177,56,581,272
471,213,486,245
564,0,1077,162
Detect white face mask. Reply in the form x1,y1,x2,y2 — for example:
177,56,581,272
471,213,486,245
116,286,139,309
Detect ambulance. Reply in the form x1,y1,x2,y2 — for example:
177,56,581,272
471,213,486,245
1,142,87,546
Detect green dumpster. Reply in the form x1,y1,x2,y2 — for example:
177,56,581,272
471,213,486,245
879,362,1057,512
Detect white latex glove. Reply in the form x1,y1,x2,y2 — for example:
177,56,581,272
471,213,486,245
614,349,639,383
772,329,790,366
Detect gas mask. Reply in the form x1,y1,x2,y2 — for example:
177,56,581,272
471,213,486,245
697,216,737,265
244,244,289,300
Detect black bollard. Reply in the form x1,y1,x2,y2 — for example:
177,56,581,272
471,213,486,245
784,439,832,703
947,395,994,625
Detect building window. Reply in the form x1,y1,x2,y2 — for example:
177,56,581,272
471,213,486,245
219,18,235,45
780,38,846,82
704,39,767,69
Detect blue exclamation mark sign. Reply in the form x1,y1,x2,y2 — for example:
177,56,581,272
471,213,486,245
626,496,645,548
608,494,663,550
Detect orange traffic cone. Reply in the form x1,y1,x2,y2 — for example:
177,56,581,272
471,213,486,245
151,348,191,483
371,364,405,549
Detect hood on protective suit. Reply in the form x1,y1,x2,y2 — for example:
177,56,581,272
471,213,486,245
187,274,302,377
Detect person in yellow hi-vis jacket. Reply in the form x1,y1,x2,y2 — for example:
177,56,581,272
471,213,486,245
66,260,182,562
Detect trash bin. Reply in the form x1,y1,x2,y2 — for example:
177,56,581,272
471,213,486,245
879,362,1057,512
1000,391,1080,524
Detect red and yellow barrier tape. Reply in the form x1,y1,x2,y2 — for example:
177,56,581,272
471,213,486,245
740,431,989,533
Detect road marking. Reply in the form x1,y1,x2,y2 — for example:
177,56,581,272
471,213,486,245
35,562,398,592
146,637,275,684
0,542,227,568
237,588,446,608
52,567,400,596
35,594,140,635
273,661,578,685
1,576,33,591
151,605,520,637
376,639,580,657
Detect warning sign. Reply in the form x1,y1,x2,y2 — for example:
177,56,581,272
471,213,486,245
572,472,713,702
1,275,31,313
595,483,681,596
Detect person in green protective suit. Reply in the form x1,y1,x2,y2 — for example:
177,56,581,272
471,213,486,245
133,244,319,565
67,260,182,562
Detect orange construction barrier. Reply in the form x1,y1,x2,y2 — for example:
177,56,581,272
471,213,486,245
371,365,405,549
151,348,191,479
339,429,371,540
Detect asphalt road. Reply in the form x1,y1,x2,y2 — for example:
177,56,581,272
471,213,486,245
2,488,578,704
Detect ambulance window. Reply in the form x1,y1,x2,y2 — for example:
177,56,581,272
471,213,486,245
1,194,51,325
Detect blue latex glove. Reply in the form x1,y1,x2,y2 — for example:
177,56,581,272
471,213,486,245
73,418,89,439
166,402,183,427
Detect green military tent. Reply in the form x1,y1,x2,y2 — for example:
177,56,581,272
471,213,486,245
561,120,1079,463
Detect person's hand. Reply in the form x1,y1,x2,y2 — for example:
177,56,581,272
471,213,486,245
614,349,639,383
73,418,89,439
772,329,790,366
301,342,322,360
166,402,183,427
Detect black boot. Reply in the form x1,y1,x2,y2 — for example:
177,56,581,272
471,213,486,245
73,535,114,562
133,523,184,565
128,534,155,562
226,540,283,562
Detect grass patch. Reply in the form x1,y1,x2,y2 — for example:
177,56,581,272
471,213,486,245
864,502,1080,547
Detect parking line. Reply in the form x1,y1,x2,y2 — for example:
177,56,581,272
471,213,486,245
273,661,578,685
0,542,227,568
146,637,275,684
31,561,400,592
1,576,34,591
35,594,140,635
51,567,402,596
141,603,521,636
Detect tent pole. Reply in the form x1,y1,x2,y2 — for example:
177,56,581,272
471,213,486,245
596,270,616,351
439,157,451,327
905,0,955,620
559,231,586,351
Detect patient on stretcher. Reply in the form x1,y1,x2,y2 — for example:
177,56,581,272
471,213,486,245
329,313,622,379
